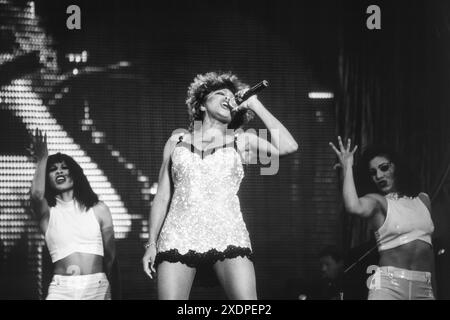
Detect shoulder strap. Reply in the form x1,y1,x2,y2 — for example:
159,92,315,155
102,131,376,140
233,134,238,150
177,133,185,144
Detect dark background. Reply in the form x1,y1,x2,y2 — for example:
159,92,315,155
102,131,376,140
1,0,449,299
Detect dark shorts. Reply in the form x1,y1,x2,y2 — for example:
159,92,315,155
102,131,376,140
155,245,253,268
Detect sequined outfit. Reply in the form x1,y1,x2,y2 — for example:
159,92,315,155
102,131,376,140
155,134,252,267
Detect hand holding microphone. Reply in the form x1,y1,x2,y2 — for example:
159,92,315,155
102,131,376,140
225,80,269,112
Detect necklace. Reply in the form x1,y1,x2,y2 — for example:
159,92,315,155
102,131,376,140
385,192,413,200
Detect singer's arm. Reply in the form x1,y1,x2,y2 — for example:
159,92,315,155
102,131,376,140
142,134,177,278
243,96,298,158
149,136,177,241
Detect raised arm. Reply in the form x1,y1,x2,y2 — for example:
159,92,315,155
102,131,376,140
329,136,382,218
142,135,178,278
237,91,298,157
28,128,50,223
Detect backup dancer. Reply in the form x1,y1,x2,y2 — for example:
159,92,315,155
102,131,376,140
329,138,435,300
29,129,116,300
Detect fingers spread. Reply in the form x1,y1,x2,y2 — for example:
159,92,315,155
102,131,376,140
338,136,345,151
329,142,340,155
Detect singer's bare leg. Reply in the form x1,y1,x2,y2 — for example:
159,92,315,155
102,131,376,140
157,261,196,300
213,256,257,300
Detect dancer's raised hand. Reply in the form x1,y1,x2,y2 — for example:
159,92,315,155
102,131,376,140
27,128,48,162
329,136,358,170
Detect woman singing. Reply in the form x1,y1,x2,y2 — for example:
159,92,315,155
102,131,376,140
329,137,435,300
29,129,116,300
142,71,298,299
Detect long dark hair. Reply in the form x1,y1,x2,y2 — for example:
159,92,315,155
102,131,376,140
44,153,99,210
356,145,421,198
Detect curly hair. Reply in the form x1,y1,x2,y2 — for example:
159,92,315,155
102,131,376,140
185,71,255,131
356,145,421,198
44,153,99,210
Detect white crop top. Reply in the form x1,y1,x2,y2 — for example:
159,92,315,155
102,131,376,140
45,198,104,262
375,193,434,251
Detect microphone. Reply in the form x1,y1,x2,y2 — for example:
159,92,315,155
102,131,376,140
234,80,269,106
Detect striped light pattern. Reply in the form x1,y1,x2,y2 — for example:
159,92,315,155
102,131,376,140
0,0,136,299
1,80,132,237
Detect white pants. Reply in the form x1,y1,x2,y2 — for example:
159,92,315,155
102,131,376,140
368,266,434,300
46,272,111,300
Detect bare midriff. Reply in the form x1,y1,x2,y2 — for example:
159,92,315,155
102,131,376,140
378,240,434,272
53,252,103,275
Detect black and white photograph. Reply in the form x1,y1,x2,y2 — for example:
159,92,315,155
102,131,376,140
0,0,449,305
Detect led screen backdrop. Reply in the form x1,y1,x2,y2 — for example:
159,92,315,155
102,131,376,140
0,0,341,299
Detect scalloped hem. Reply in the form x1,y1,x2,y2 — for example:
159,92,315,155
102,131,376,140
155,245,253,268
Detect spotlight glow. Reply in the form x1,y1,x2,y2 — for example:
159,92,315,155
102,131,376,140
308,92,334,99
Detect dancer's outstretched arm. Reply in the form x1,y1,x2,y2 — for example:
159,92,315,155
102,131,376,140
28,128,50,222
329,136,383,218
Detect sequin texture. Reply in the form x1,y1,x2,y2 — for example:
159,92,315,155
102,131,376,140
157,143,252,262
